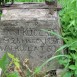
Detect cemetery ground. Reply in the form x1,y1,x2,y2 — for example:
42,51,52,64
0,0,77,77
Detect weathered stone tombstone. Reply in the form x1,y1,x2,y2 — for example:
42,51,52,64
0,3,62,73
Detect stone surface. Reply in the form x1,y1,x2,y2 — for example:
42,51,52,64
56,69,63,77
0,3,62,72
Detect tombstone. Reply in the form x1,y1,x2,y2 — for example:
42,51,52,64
0,3,62,72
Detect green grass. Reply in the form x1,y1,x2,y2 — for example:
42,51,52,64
14,0,67,3
15,0,44,2
15,0,68,3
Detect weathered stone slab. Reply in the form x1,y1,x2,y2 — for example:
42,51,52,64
0,3,62,72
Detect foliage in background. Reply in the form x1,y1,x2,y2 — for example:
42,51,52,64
58,0,77,77
15,0,44,2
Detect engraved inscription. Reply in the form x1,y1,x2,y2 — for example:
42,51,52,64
0,19,62,71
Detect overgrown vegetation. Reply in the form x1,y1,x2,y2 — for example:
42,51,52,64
0,52,67,77
15,0,44,2
39,0,77,77
58,0,77,77
0,0,77,77
0,53,20,77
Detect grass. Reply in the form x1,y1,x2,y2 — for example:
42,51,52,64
8,0,64,3
15,0,44,2
14,0,67,3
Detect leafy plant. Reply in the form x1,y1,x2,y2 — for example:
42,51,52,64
58,0,77,77
8,53,20,68
0,53,9,72
0,53,20,77
6,71,19,77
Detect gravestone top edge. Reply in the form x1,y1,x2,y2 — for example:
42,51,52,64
1,9,58,21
